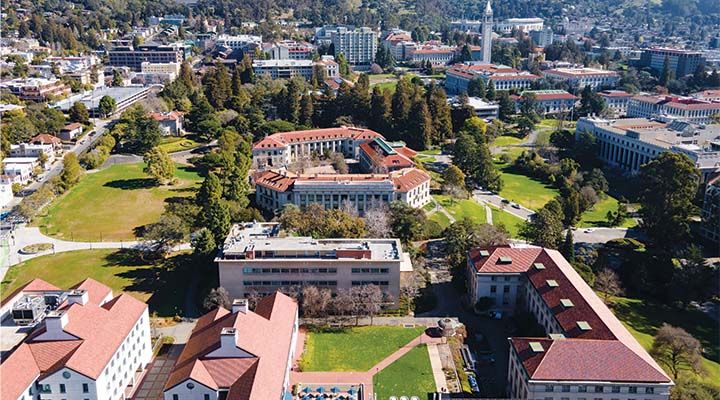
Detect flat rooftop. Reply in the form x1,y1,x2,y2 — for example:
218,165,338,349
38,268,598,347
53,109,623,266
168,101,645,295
220,222,402,261
52,86,150,111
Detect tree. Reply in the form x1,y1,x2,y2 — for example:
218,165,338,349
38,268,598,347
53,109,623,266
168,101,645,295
391,78,413,131
404,96,433,150
203,62,232,109
369,86,392,135
179,61,196,90
112,69,124,87
69,102,90,124
142,214,188,256
301,285,332,319
561,230,575,262
196,173,223,205
204,199,231,245
639,153,699,252
59,153,83,191
650,324,703,379
670,378,720,400
143,147,176,184
594,268,623,302
426,84,453,141
336,53,350,77
445,220,509,268
115,105,162,154
98,95,117,117
468,78,486,98
299,94,314,127
443,165,466,196
203,287,231,310
660,56,673,87
389,201,427,243
520,200,564,248
485,80,496,101
606,202,628,227
350,284,384,325
351,74,371,122
497,91,514,121
673,246,720,304
191,227,217,259
364,201,391,238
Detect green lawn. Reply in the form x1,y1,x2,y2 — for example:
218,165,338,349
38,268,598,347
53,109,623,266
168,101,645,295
428,210,452,231
1,249,191,316
373,344,436,400
414,154,435,164
492,136,523,147
37,162,201,241
419,148,442,155
498,168,559,211
578,196,637,228
610,295,720,385
157,135,203,153
433,195,487,224
489,205,525,238
299,326,425,371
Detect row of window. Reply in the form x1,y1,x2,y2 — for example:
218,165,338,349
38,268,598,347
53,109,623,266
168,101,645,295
172,394,211,400
351,268,389,274
351,280,389,286
242,267,338,274
544,384,655,394
243,280,337,286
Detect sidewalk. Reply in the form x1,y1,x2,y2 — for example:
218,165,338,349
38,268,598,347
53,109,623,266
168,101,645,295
427,343,448,391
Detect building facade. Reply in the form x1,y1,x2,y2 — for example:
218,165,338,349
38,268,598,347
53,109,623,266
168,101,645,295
0,278,152,400
466,246,673,400
163,293,298,400
598,90,633,116
267,40,315,60
627,94,720,124
542,68,620,89
0,78,70,101
108,44,184,71
513,90,577,115
445,63,540,94
252,58,338,80
577,117,720,182
331,27,377,65
639,47,706,78
217,222,411,300
482,0,493,63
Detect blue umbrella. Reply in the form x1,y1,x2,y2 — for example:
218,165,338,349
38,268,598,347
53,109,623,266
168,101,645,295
348,387,356,395
331,387,340,393
317,387,325,393
303,387,311,394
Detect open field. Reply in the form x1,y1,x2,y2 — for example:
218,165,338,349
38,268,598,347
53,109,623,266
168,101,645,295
37,162,201,241
610,295,720,385
433,195,487,225
428,210,452,231
578,196,638,228
498,169,559,211
299,326,425,371
157,135,203,153
492,136,523,147
489,205,525,237
373,344,436,400
1,249,190,316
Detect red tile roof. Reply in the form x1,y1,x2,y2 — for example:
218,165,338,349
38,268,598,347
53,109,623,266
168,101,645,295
599,90,632,98
62,122,82,131
31,134,62,145
149,111,183,121
253,127,382,150
359,140,415,170
71,278,113,305
254,168,429,193
164,292,298,400
470,246,671,383
390,168,430,192
1,278,61,306
0,344,40,400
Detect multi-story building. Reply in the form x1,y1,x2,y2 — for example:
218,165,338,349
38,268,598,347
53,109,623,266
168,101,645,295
451,17,543,34
358,137,417,172
445,63,540,94
639,47,706,78
330,27,377,65
0,278,152,400
466,245,673,400
529,27,554,47
409,46,456,65
252,126,384,168
691,89,720,102
216,222,411,300
214,34,263,59
0,78,70,101
253,168,431,212
382,29,414,61
140,61,180,79
455,96,500,120
598,90,633,116
266,40,315,60
512,90,577,115
577,117,720,182
701,176,720,247
9,143,55,163
52,86,151,117
108,43,184,71
252,58,338,80
542,67,620,89
163,293,298,400
627,94,720,124
149,111,184,136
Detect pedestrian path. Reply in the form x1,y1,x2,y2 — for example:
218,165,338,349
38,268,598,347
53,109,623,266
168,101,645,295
484,204,493,225
427,343,448,391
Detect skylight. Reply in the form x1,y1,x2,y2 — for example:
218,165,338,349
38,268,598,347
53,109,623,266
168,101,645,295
533,262,545,270
499,256,512,264
560,299,574,308
546,279,559,287
577,321,592,331
529,342,545,352
479,250,490,257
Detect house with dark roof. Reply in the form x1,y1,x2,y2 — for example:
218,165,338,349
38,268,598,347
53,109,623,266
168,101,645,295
0,278,152,400
162,292,298,400
466,245,673,399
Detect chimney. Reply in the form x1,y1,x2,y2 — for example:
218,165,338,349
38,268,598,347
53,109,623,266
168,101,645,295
220,327,238,349
232,298,249,313
45,310,69,333
67,289,89,305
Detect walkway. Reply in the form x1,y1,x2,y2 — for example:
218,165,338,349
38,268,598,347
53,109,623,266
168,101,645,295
291,331,445,399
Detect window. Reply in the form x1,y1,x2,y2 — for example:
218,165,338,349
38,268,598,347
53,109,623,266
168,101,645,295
83,383,89,393
173,395,179,400
629,387,637,394
612,387,620,393
60,384,66,394
562,385,570,392
545,385,554,392
645,388,654,394
204,395,211,400
62,371,71,379
187,382,195,389
503,286,510,293
579,386,587,393
490,285,497,293
595,386,604,393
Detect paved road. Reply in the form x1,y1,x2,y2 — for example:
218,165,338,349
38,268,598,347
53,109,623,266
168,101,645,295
571,227,639,244
472,189,535,221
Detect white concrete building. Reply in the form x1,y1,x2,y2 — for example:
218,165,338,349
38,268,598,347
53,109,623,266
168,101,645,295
481,1,493,63
252,58,338,80
0,278,152,400
451,17,544,34
542,67,620,89
140,61,180,79
577,117,720,182
163,293,298,400
215,34,263,51
627,94,720,125
466,246,673,400
445,64,540,94
3,158,37,183
9,143,54,163
598,90,633,116
449,96,500,120
330,26,377,65
216,222,411,301
266,40,315,60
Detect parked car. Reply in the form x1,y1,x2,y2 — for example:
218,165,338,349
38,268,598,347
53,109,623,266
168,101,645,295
501,199,510,204
511,203,521,209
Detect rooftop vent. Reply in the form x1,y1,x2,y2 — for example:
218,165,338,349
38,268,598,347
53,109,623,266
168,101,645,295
498,256,512,264
560,299,574,308
479,250,490,257
546,279,559,288
67,289,89,306
533,262,545,270
577,321,592,331
232,298,249,314
529,342,545,353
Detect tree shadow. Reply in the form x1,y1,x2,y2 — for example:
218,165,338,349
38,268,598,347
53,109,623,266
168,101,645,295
104,178,157,190
103,249,151,267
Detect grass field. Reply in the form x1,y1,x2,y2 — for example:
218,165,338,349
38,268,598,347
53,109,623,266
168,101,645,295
578,196,638,228
157,135,203,153
489,205,525,238
299,326,425,371
419,148,442,155
492,136,523,147
433,195,487,224
610,295,720,385
0,249,190,316
428,210,452,231
498,169,559,211
38,162,202,241
373,344,436,400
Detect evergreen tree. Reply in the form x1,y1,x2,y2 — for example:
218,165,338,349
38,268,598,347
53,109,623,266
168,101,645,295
239,54,254,84
486,80,496,100
520,200,564,248
336,53,350,77
459,44,473,62
660,55,672,86
204,199,231,245
231,67,243,97
179,61,196,90
69,101,90,124
561,229,575,262
391,78,413,129
196,172,223,206
497,91,514,122
369,87,392,135
351,74,371,122
468,78,486,98
299,94,314,127
426,84,453,142
405,96,434,150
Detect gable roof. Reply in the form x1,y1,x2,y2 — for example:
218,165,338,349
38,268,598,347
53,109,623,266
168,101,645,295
252,127,382,150
164,292,298,400
1,278,61,306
